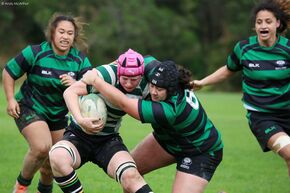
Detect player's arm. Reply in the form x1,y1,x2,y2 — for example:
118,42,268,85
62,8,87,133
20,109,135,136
2,68,20,118
191,65,235,90
3,46,34,118
82,69,140,120
96,78,140,120
63,80,88,122
64,80,104,133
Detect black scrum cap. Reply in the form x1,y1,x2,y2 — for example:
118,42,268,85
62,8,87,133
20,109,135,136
149,60,179,97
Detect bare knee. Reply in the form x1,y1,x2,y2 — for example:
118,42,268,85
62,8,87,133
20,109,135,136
49,150,66,173
113,161,145,191
49,143,76,176
121,168,144,191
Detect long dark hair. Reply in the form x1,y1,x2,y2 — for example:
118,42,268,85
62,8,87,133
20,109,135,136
45,13,89,53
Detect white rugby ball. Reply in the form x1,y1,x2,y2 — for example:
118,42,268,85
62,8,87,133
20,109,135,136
79,93,107,126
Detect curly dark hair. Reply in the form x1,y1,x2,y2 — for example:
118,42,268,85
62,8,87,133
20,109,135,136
177,65,192,90
149,61,193,99
252,0,289,34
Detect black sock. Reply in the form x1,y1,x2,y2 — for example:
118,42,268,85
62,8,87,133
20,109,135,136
54,170,83,193
135,184,154,193
17,172,32,186
37,181,53,193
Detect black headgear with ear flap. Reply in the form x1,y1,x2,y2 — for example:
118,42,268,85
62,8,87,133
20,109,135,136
149,60,179,98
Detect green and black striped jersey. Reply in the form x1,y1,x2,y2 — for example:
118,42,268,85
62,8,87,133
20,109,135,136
138,89,223,156
227,35,290,113
71,55,159,135
5,41,92,122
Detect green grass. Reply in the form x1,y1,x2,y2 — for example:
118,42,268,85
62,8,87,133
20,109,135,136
0,90,289,193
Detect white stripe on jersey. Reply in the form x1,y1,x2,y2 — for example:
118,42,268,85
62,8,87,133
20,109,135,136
103,64,117,85
243,103,259,111
96,69,104,79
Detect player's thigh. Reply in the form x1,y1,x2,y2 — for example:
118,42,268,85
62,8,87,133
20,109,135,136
22,120,52,151
268,132,290,158
131,133,175,174
172,149,223,193
91,134,130,177
51,129,65,144
268,132,288,147
247,110,289,152
172,171,208,193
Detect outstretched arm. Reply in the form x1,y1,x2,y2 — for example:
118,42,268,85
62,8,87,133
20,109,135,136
191,65,235,90
81,69,140,120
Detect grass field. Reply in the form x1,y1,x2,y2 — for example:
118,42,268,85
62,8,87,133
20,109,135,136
0,90,289,193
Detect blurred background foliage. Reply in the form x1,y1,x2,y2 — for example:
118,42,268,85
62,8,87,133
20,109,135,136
0,0,288,90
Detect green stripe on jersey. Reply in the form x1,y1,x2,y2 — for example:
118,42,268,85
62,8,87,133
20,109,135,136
243,81,289,96
140,90,223,155
243,68,290,80
5,41,92,121
226,35,290,113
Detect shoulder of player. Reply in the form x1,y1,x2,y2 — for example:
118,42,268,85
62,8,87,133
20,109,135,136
235,36,257,50
96,62,118,73
276,35,290,48
95,63,118,85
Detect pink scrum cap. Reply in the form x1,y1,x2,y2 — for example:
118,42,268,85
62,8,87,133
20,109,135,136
117,48,144,77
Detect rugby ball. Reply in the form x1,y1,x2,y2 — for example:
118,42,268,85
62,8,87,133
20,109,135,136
79,93,107,127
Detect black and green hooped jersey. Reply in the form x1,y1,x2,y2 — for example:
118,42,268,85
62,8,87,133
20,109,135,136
138,90,223,156
5,41,92,121
71,55,158,135
227,35,290,113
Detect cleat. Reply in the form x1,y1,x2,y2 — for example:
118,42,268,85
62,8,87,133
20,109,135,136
12,181,28,193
